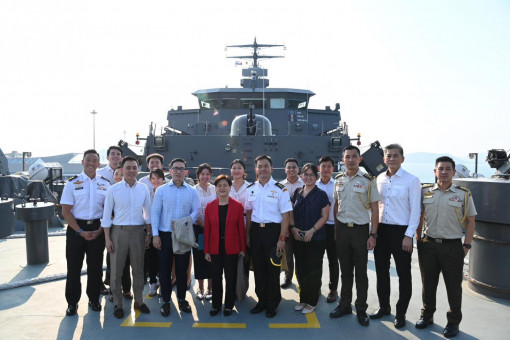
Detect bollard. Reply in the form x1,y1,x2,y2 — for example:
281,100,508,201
0,197,15,238
15,201,55,265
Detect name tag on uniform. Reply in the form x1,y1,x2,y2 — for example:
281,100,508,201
75,186,84,191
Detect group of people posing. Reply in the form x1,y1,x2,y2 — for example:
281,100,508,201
61,143,476,339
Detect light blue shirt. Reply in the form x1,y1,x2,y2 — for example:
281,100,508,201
151,180,200,236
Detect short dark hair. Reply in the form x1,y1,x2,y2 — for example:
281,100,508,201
121,156,139,167
107,146,123,157
170,158,187,168
230,159,246,170
146,153,164,164
255,154,272,166
284,158,299,167
342,145,361,156
318,155,335,167
301,163,318,177
196,163,213,177
214,174,232,187
384,144,404,156
435,156,455,169
83,149,100,159
150,168,165,180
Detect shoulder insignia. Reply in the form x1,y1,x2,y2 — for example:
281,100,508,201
275,182,286,191
68,175,78,182
247,182,255,188
363,173,374,181
422,183,434,189
456,185,469,192
100,175,111,184
334,172,344,179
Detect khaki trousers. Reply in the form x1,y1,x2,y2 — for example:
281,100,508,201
110,225,145,307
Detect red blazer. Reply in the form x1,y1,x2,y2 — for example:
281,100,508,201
204,197,246,255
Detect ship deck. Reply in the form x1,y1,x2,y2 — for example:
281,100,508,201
1,226,508,340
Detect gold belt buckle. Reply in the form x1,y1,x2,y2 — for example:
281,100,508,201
346,222,354,228
434,238,442,244
259,223,266,228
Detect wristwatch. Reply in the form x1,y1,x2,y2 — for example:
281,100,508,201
76,228,83,236
463,243,472,249
369,232,378,239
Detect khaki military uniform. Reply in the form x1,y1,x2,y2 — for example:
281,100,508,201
334,170,380,312
418,183,476,326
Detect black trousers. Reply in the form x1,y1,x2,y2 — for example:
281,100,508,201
144,243,159,284
159,231,191,302
418,237,464,325
374,223,412,315
325,224,339,291
336,222,369,312
294,239,326,306
106,253,131,292
211,239,238,310
283,233,294,283
250,222,281,311
65,219,105,305
193,224,211,280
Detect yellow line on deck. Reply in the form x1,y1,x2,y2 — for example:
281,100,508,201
192,322,247,328
269,312,320,329
121,310,172,328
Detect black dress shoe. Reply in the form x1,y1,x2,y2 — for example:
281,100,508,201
209,308,220,316
443,323,459,338
66,304,78,316
249,304,266,314
329,305,352,318
326,290,338,303
265,309,277,318
223,309,233,316
160,303,170,317
369,306,391,319
100,284,109,295
394,314,406,329
114,306,124,319
357,311,369,326
415,316,434,329
178,300,192,313
134,303,150,314
280,280,291,289
88,300,101,312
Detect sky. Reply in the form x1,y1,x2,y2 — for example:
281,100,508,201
1,0,509,164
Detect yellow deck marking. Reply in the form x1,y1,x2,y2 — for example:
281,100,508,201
121,310,172,328
269,312,320,329
192,322,247,328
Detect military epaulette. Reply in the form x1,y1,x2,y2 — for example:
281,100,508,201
422,183,434,189
334,172,344,179
456,185,469,192
67,175,78,182
275,182,286,191
363,173,374,181
100,175,111,184
247,182,255,188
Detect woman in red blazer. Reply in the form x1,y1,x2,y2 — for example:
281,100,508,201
204,174,246,316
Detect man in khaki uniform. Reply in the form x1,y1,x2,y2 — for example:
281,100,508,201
329,145,380,326
415,156,476,339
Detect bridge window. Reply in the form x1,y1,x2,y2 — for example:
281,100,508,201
270,98,285,109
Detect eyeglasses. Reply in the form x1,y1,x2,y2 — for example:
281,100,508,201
171,167,186,172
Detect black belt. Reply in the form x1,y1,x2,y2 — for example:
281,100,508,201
424,236,461,244
253,222,279,228
339,222,369,228
76,219,100,225
380,223,407,228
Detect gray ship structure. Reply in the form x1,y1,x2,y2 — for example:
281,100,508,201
120,38,386,179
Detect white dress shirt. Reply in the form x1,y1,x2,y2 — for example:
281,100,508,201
96,164,115,184
246,177,293,223
279,177,304,199
101,180,152,228
317,177,335,224
377,167,421,238
230,180,250,210
61,172,110,220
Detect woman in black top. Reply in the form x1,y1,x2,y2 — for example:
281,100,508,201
290,163,330,314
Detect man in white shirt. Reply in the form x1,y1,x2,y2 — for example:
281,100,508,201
97,145,123,184
317,155,340,303
139,153,165,192
370,144,421,329
103,156,152,319
279,158,304,288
